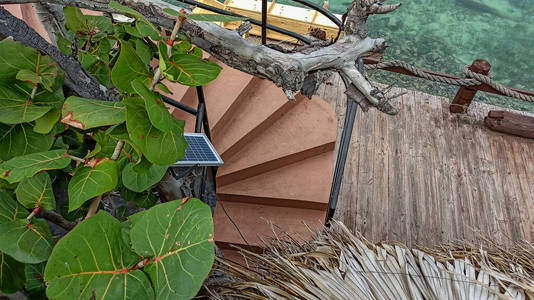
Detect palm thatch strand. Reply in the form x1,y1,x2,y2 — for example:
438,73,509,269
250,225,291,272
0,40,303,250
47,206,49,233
204,221,534,299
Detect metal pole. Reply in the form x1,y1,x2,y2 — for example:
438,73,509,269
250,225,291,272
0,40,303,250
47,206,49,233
261,0,267,45
325,58,364,226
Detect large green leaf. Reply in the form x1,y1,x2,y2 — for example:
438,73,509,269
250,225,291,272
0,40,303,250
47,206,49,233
131,79,175,132
111,40,151,93
0,86,52,124
0,123,54,161
44,211,154,300
124,98,187,165
25,262,47,298
34,108,61,134
61,96,126,130
163,54,221,86
15,172,56,211
0,149,71,183
63,6,89,34
109,1,159,39
68,158,118,211
0,191,54,263
163,8,247,22
0,251,25,294
129,198,215,299
0,39,58,83
121,161,167,192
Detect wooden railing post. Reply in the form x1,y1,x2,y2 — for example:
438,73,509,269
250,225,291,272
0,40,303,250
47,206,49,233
450,59,491,113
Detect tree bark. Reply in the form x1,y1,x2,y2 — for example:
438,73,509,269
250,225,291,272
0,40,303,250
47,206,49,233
0,0,401,112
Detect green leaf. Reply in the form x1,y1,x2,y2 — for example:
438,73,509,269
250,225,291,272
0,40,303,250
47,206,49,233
111,40,151,93
15,172,56,210
122,161,167,192
0,39,50,82
63,6,89,34
120,188,158,208
34,108,61,134
129,198,215,299
163,8,247,22
68,159,118,211
124,98,187,165
61,96,126,130
0,191,54,263
16,68,55,92
0,123,54,161
131,79,175,132
163,54,221,86
86,15,113,33
0,86,52,124
0,251,25,294
156,82,172,94
135,39,153,65
25,262,47,298
44,211,154,300
0,149,71,183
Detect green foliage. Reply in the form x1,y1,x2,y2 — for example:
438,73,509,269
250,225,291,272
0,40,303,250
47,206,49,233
15,172,56,210
163,8,248,22
0,5,221,298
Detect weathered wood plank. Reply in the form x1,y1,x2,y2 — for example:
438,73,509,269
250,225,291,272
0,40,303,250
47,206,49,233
318,79,534,248
485,110,534,139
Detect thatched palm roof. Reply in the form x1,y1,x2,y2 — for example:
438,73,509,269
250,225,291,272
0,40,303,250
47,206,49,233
205,221,534,299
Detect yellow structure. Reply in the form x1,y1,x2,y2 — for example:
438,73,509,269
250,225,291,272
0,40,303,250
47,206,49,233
193,0,342,43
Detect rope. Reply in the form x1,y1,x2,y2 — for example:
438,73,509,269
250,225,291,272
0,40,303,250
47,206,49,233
365,60,534,103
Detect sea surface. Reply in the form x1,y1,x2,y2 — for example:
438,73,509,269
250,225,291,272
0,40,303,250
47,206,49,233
175,0,534,111
298,0,534,112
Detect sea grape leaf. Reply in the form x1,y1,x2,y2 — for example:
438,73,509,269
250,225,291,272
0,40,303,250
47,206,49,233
16,67,55,92
0,251,25,294
0,39,58,83
119,187,158,209
135,39,153,65
129,198,215,299
86,15,114,33
109,1,159,39
25,262,47,297
0,191,54,263
162,8,247,22
15,172,56,210
0,149,71,183
61,96,126,130
0,86,52,124
68,158,118,211
44,211,154,300
34,108,61,134
111,40,151,93
124,98,187,165
64,6,89,34
121,161,167,192
163,54,221,86
131,79,175,132
0,123,54,161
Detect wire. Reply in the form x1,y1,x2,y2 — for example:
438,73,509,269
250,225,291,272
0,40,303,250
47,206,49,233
218,198,250,246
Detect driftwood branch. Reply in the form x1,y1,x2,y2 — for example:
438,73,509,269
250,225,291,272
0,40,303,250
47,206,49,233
0,0,401,114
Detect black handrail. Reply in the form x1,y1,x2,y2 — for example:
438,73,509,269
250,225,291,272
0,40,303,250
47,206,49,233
290,0,342,27
174,0,312,44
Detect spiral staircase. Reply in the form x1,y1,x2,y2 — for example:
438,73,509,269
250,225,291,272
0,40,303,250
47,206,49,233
168,58,337,252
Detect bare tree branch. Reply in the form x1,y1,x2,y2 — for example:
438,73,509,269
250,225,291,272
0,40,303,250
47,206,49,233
0,0,402,113
34,2,66,44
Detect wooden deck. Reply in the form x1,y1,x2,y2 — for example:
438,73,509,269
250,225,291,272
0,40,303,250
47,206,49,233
316,74,534,248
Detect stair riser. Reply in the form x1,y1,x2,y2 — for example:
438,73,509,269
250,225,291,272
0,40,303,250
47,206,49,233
217,142,335,186
211,77,263,137
220,100,297,161
217,194,328,210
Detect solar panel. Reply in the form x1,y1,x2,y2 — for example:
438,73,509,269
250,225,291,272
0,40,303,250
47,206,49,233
173,133,224,166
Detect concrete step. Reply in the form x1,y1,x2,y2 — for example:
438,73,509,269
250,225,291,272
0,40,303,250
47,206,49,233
216,97,336,186
172,60,255,133
217,150,334,210
211,78,292,159
213,201,325,246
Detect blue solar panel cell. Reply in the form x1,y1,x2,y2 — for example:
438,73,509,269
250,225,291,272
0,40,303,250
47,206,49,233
173,133,224,166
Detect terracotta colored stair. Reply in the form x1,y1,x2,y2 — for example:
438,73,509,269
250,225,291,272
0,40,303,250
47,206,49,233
169,59,337,249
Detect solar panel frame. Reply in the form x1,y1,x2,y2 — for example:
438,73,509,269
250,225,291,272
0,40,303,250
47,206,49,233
172,133,224,167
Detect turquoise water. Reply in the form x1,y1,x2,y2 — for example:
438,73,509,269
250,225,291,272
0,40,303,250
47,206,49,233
297,0,534,111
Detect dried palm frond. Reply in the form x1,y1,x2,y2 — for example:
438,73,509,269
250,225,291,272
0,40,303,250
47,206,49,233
204,221,534,299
